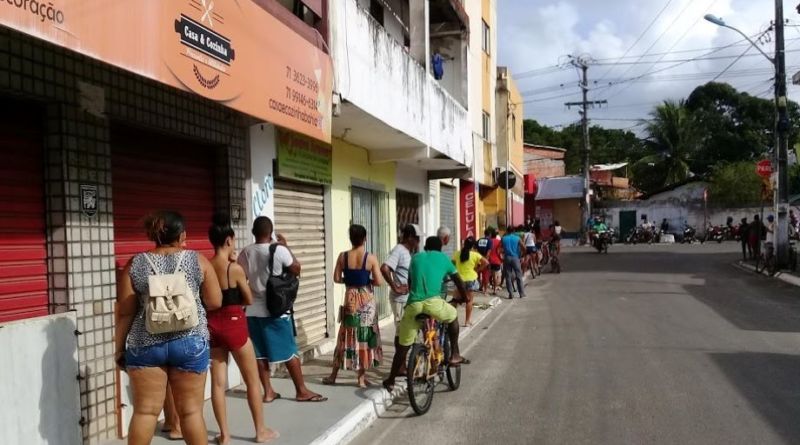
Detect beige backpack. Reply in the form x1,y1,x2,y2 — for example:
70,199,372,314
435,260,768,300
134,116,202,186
142,251,199,334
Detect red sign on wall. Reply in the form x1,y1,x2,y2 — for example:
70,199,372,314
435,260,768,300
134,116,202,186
756,159,773,178
460,180,476,240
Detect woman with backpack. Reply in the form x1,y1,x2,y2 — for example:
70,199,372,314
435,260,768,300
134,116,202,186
323,224,384,388
114,211,223,445
207,213,278,445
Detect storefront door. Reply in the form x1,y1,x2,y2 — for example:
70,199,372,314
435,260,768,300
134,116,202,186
351,187,391,319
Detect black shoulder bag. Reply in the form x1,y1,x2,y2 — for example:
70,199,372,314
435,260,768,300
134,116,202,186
266,244,300,323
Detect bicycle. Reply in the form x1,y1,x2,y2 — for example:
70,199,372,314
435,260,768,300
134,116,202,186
547,240,561,273
406,314,461,415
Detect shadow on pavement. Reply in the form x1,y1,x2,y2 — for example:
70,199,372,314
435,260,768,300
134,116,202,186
709,352,800,444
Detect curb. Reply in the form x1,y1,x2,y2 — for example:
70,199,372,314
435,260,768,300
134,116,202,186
733,261,800,287
309,296,504,445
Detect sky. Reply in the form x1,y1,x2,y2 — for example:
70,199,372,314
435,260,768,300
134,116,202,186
497,0,800,132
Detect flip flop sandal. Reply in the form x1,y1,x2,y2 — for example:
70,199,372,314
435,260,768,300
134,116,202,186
297,394,328,402
450,358,471,367
265,393,282,403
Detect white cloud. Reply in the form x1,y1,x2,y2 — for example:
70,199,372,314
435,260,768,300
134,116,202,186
499,0,800,131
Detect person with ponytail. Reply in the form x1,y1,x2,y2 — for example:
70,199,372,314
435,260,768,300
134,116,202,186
451,236,488,326
207,213,278,444
114,210,222,445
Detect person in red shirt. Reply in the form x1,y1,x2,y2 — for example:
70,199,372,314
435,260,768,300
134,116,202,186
487,230,503,294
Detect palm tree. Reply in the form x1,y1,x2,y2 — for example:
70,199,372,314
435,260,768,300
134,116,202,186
635,100,699,188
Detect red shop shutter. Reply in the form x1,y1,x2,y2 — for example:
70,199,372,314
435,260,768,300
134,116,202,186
112,128,217,270
0,104,48,323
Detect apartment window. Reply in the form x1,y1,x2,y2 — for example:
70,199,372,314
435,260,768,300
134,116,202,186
482,112,491,141
370,0,385,26
482,20,490,54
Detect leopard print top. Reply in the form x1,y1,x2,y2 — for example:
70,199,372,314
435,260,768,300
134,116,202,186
125,250,208,348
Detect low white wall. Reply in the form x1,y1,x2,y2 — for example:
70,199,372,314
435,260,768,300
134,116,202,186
600,201,772,236
0,312,81,445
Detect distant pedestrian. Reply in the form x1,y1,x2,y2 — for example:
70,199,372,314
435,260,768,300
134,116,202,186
499,226,527,299
239,217,327,403
438,226,452,296
452,236,488,326
207,213,278,444
749,215,762,259
323,224,384,388
114,211,223,444
739,218,750,261
476,228,494,292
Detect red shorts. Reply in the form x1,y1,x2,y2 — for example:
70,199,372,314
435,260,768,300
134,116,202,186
207,305,249,351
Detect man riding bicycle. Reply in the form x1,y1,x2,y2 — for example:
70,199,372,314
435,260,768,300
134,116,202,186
383,236,469,392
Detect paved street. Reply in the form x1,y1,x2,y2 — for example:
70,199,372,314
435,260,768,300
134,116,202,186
352,243,800,445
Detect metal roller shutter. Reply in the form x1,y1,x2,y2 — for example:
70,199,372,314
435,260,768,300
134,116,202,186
440,184,456,257
0,104,47,323
274,179,328,347
111,128,216,270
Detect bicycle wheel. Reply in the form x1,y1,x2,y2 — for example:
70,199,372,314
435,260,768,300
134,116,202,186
406,344,435,415
442,334,461,390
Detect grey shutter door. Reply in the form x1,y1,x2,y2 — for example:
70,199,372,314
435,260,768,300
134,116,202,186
274,179,328,348
440,184,457,257
351,187,391,319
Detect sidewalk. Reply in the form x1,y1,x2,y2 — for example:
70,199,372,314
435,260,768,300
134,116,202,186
103,292,506,445
734,260,800,287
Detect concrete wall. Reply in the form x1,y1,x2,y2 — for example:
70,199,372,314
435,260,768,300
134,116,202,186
330,138,397,310
330,0,470,166
0,312,81,445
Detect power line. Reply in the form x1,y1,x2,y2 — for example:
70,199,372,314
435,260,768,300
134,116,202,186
594,0,675,84
602,0,721,101
711,44,754,82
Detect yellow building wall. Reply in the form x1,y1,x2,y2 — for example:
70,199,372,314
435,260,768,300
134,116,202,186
508,76,524,173
330,138,397,309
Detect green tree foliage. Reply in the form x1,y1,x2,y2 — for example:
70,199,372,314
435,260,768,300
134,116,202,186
708,161,763,207
522,120,646,175
635,100,698,188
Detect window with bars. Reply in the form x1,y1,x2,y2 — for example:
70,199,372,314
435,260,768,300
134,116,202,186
482,111,491,141
482,20,490,54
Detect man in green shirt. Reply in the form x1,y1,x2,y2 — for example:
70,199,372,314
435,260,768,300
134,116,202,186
383,236,469,392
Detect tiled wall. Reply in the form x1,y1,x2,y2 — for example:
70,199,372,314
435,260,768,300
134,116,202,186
0,29,249,443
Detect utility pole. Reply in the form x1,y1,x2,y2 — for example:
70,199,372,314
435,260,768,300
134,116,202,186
565,55,607,236
775,1,791,267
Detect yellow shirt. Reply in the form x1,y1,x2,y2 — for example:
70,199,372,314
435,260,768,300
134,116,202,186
452,250,483,282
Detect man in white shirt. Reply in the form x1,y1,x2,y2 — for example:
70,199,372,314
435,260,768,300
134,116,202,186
381,224,421,328
239,216,327,403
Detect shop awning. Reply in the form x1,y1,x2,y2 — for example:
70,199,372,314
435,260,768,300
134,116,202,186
591,162,628,171
536,176,584,200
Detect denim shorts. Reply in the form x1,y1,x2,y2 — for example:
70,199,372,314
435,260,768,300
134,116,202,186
126,335,210,373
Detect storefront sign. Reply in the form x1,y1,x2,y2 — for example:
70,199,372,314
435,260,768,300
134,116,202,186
0,0,332,142
79,184,98,217
276,129,332,185
460,180,476,240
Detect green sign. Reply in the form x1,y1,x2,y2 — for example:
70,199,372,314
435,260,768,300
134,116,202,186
276,128,332,185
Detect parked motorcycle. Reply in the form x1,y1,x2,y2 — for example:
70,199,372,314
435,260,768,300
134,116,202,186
704,225,725,244
626,226,655,244
682,225,698,244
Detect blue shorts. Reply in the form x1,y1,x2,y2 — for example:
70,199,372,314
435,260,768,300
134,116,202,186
526,246,538,254
125,335,210,373
464,280,479,291
247,316,299,364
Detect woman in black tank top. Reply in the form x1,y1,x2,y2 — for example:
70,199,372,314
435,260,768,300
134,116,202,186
208,214,278,444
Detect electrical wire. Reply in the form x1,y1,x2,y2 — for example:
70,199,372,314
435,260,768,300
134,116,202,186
594,0,675,84
711,44,754,82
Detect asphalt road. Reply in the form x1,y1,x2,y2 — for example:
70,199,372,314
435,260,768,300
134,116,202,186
351,243,800,445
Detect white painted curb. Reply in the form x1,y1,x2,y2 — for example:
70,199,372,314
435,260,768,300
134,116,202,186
309,296,504,445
